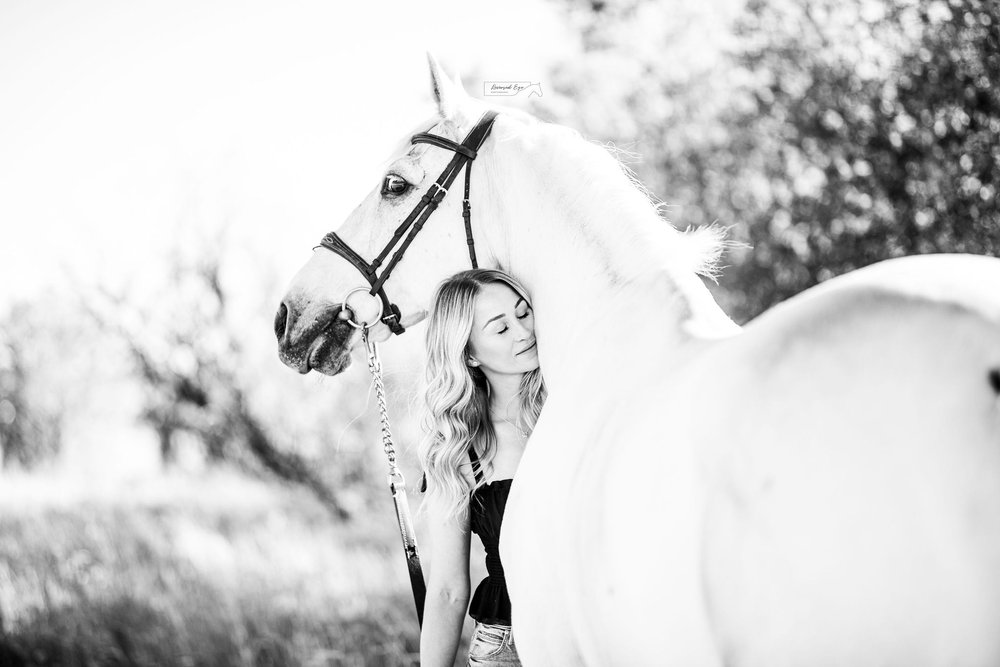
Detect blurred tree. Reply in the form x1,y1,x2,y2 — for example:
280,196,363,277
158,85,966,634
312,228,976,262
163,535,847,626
86,249,352,520
0,292,126,473
547,0,999,321
0,307,63,469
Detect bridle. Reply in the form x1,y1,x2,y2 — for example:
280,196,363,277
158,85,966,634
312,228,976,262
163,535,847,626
315,110,500,335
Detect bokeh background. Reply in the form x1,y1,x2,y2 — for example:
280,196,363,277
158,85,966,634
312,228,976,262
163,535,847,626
0,0,996,665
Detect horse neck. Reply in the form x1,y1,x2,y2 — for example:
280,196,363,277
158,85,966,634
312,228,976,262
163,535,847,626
478,124,735,393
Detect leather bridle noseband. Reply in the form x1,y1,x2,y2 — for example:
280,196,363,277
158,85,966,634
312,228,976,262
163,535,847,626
315,110,500,336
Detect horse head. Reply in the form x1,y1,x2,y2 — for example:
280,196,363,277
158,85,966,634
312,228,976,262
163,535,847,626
275,55,511,376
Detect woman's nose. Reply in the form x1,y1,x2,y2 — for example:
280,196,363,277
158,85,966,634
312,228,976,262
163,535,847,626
513,319,532,339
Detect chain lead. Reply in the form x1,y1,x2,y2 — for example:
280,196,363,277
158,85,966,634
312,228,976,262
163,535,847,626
362,326,402,485
360,324,426,625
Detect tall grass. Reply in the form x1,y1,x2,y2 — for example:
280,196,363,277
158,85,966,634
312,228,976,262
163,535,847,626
0,470,470,666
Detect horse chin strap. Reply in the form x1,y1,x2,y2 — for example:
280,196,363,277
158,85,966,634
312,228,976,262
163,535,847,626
315,110,500,335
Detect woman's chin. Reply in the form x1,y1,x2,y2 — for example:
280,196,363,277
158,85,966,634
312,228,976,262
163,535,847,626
520,357,540,372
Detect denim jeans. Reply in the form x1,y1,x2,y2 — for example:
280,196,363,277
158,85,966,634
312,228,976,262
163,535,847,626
467,622,521,666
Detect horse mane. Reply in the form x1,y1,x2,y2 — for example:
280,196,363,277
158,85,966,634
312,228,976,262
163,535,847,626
531,121,726,282
601,142,727,282
384,107,727,282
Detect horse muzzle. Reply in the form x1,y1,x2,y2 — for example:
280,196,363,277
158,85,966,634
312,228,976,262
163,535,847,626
275,298,356,376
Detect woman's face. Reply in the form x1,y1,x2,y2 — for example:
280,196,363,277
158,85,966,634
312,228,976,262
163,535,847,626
467,282,539,376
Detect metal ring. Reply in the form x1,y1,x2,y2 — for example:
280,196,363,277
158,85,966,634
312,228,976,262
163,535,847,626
340,286,384,330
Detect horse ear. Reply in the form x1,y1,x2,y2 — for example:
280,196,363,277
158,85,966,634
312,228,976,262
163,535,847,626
426,51,464,120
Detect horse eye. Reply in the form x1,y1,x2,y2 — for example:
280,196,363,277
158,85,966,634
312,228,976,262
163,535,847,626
382,174,410,196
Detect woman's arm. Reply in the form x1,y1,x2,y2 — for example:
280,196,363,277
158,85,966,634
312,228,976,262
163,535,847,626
419,493,472,667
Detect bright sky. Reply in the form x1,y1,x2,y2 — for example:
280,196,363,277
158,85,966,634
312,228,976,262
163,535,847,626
0,0,575,308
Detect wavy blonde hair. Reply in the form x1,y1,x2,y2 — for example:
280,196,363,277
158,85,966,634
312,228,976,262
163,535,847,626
417,268,546,524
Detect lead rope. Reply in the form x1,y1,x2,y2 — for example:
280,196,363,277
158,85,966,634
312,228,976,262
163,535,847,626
361,326,427,627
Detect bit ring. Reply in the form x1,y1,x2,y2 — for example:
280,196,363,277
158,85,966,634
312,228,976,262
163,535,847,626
340,286,384,330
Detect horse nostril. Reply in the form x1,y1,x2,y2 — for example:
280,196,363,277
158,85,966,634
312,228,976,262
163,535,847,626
274,302,289,341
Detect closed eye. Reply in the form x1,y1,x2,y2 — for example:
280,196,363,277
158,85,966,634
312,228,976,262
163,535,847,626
498,311,530,334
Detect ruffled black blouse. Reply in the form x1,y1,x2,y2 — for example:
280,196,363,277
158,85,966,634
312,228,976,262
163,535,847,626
467,445,513,625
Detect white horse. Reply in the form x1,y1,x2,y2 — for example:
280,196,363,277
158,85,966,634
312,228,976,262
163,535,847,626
275,56,1000,666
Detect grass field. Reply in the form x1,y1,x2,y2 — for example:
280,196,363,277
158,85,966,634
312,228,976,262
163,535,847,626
0,470,472,666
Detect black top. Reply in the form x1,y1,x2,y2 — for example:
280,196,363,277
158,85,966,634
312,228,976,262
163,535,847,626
467,444,513,625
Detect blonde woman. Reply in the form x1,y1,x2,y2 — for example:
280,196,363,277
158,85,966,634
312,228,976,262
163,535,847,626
417,268,545,667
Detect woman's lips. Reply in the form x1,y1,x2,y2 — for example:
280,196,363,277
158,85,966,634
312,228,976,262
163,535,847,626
517,341,537,355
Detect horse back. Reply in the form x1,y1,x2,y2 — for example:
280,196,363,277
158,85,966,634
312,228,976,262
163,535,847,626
681,253,1000,666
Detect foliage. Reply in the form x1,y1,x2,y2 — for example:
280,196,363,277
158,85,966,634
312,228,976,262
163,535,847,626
547,0,1000,322
721,0,1000,319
